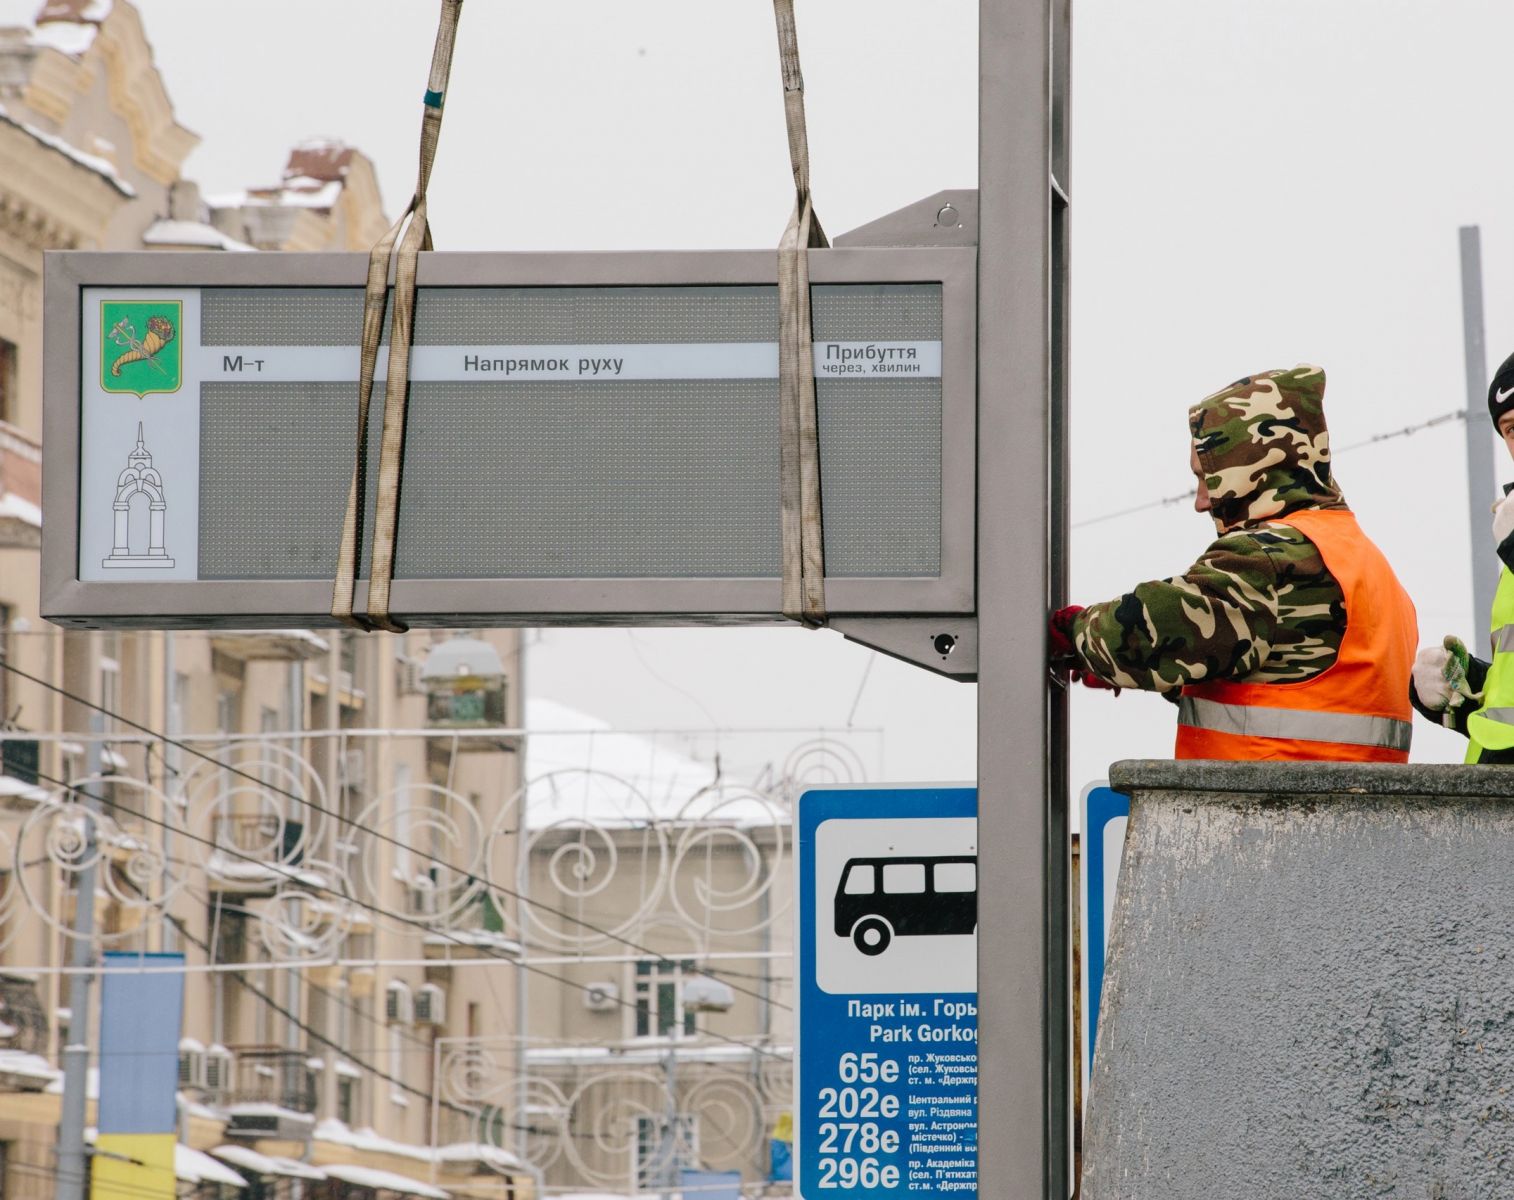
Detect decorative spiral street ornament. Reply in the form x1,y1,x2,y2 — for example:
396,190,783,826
780,737,868,801
183,740,329,873
489,769,669,951
0,828,23,952
17,775,185,943
562,1069,675,1190
482,1077,571,1171
670,783,790,939
350,783,488,933
256,858,354,962
438,1042,501,1106
684,1073,766,1169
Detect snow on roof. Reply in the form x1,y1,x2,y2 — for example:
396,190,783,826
434,1143,524,1170
142,219,254,252
38,0,112,22
0,774,48,803
323,1164,448,1199
523,698,786,829
211,1145,327,1182
26,1,111,57
0,1049,60,1084
0,492,41,528
0,102,133,195
177,1145,248,1189
524,698,717,827
28,19,94,55
220,177,343,211
524,1039,789,1067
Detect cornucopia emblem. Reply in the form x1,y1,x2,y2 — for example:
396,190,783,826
109,315,175,376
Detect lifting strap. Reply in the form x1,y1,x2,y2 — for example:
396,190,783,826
331,0,463,632
772,0,829,627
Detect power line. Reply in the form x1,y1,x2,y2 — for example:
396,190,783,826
0,657,789,1013
16,757,792,1068
1072,407,1469,530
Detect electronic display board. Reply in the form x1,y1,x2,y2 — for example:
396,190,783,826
43,250,974,628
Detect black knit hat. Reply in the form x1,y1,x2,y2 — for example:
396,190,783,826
1491,350,1514,423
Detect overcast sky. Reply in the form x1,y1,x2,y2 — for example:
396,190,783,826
12,0,1512,801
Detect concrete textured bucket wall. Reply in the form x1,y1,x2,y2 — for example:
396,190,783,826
1081,761,1514,1200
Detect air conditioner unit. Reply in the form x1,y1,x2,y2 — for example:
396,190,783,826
385,981,413,1024
584,982,620,1012
178,1039,206,1090
415,983,446,1027
342,748,366,788
407,879,439,917
396,656,425,696
203,1045,234,1093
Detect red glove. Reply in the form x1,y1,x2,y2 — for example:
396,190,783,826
1078,669,1121,695
1049,607,1122,694
1048,605,1084,661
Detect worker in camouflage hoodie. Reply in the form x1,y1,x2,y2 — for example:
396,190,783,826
1049,365,1418,761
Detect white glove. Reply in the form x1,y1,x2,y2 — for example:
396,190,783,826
1494,491,1514,548
1411,644,1455,712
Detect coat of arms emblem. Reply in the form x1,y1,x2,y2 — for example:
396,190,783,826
100,300,182,397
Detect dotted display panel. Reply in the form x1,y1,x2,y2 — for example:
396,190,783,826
200,285,943,346
195,285,942,581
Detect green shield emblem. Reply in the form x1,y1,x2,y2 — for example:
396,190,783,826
101,300,182,397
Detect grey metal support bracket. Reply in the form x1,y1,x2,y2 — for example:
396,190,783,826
830,617,978,680
835,189,979,249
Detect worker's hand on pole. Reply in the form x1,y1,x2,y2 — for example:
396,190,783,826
1048,605,1084,680
1049,606,1122,693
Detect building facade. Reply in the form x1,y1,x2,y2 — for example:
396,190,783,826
0,5,835,1199
0,3,532,1197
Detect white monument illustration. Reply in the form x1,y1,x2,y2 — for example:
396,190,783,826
102,423,175,568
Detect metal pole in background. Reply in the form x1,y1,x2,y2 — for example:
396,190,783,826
978,0,1068,1197
1460,225,1497,658
56,714,105,1200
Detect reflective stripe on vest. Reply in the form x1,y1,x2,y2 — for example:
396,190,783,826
1174,509,1416,763
1466,568,1514,758
1178,695,1412,752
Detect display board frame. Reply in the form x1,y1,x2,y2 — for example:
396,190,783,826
42,248,975,629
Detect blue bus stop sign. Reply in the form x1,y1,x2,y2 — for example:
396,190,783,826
797,786,978,1199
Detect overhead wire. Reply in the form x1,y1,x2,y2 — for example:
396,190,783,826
10,755,793,1067
1072,407,1470,529
0,656,790,1013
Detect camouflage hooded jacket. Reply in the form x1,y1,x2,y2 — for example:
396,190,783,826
1071,365,1350,692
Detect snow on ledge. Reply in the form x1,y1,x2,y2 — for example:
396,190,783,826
143,220,254,252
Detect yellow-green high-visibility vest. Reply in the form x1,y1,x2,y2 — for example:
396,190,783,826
1466,567,1514,761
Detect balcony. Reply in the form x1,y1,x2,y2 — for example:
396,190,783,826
0,421,40,550
225,1046,316,1116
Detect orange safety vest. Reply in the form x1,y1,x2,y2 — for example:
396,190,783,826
1174,508,1417,762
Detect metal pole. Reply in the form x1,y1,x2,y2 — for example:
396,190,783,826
56,713,105,1200
1461,226,1497,658
979,0,1067,1198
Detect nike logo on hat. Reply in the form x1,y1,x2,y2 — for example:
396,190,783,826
1499,385,1514,404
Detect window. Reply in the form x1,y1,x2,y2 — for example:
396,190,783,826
934,861,976,893
635,1113,698,1190
634,959,697,1038
0,335,16,425
883,862,926,894
843,864,875,894
98,645,120,735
